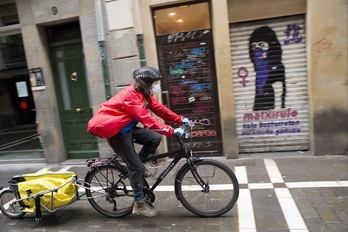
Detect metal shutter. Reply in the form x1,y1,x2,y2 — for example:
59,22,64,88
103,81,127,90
230,15,309,152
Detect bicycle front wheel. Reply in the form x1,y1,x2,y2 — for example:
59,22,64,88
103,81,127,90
175,159,239,217
0,188,26,219
85,166,133,218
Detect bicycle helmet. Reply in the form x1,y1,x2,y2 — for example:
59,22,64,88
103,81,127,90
133,66,162,86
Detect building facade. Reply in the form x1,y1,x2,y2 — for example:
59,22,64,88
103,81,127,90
0,0,346,163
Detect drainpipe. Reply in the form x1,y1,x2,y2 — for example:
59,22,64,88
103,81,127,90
136,34,147,67
95,0,111,100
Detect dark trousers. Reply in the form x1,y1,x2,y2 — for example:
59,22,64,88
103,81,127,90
107,127,161,202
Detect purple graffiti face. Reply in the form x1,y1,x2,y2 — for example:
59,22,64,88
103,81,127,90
253,48,270,94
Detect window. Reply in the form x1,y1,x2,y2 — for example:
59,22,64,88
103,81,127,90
154,2,211,36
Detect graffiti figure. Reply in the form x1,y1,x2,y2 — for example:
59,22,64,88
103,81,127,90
249,26,286,111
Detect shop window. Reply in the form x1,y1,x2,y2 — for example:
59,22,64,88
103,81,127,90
154,2,210,36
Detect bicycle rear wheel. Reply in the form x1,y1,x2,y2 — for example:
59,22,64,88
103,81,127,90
0,188,26,219
175,159,239,217
85,166,133,218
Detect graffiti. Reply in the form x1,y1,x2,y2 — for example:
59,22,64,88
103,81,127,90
241,121,301,136
243,108,298,121
191,83,212,91
243,122,257,129
249,26,286,111
157,29,219,150
237,67,249,87
171,97,187,105
168,66,210,78
192,130,216,137
190,47,207,55
172,60,204,70
192,108,210,114
313,38,333,53
284,24,303,45
169,67,185,75
192,141,214,148
241,129,274,136
259,120,300,127
191,118,211,126
242,108,301,137
170,85,185,97
200,96,212,101
169,60,206,79
180,80,199,85
187,89,211,98
192,125,205,130
195,101,212,108
164,42,199,59
166,30,210,43
168,49,190,59
188,47,208,60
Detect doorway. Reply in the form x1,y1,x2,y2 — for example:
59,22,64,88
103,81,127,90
153,1,222,156
48,22,98,159
0,2,43,160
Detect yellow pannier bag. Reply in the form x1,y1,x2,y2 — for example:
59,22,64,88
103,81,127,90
15,170,77,213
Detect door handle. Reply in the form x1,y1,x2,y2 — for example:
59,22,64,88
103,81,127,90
71,72,78,82
75,108,81,113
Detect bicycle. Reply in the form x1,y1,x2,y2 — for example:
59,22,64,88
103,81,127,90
81,124,239,218
0,125,239,220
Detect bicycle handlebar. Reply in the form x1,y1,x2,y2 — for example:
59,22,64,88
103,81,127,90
174,124,192,139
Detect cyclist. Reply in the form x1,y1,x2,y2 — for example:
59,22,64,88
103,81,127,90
87,66,189,217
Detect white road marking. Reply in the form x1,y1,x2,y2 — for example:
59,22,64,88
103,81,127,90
76,180,348,193
2,158,346,232
264,158,284,182
58,166,73,172
248,183,274,189
235,166,256,232
286,181,348,188
275,188,308,231
264,159,309,232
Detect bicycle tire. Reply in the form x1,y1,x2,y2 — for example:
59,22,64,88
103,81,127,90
175,159,239,217
0,189,26,219
85,166,133,218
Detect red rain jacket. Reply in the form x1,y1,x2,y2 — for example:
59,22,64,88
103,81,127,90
87,84,183,138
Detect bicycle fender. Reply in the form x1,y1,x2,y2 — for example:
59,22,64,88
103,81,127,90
174,159,204,200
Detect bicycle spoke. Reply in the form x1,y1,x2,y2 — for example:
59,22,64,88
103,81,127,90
85,166,133,217
175,160,239,217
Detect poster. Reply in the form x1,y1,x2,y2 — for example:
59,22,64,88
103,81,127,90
29,68,46,91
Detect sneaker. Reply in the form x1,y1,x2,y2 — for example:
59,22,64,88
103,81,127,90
144,169,152,178
132,199,158,217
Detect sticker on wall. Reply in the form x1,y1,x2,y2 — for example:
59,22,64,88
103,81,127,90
29,68,46,91
230,15,309,152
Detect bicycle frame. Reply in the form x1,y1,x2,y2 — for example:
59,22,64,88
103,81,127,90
84,125,209,203
142,141,186,191
140,133,206,193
